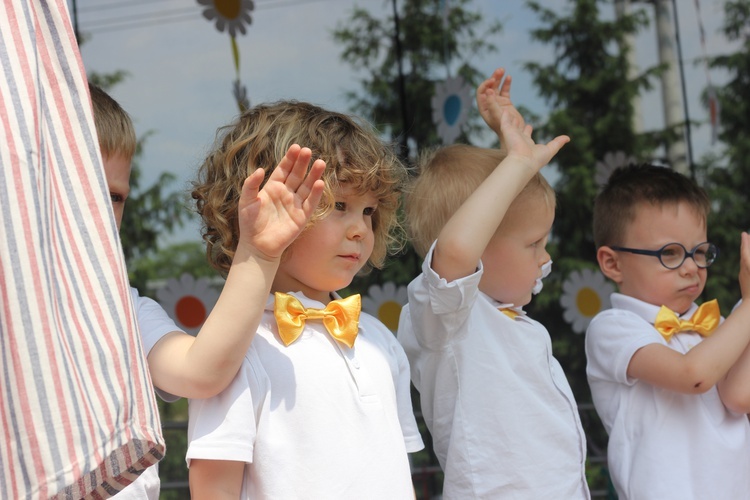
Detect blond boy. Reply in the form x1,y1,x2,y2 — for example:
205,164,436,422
398,69,589,498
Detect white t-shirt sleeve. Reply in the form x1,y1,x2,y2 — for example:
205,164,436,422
586,308,662,385
186,355,260,466
388,333,425,453
131,287,184,402
405,241,482,350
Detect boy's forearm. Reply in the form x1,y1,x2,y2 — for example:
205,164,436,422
432,157,536,281
716,301,750,411
149,248,277,399
683,300,750,391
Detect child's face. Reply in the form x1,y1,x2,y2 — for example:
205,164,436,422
272,184,377,304
607,201,707,314
102,154,131,231
479,195,554,306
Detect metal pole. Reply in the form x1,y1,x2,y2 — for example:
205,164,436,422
671,0,695,177
391,0,410,161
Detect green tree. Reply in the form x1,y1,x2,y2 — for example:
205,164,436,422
333,0,502,157
700,0,750,315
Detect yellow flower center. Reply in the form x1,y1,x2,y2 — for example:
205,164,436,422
176,295,207,328
213,0,241,20
378,300,402,332
576,287,601,317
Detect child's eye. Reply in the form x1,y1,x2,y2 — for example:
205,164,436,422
110,193,124,203
363,207,377,216
334,202,346,211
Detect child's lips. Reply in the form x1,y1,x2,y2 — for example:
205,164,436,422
339,253,360,262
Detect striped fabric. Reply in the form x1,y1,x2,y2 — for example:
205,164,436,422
0,1,164,498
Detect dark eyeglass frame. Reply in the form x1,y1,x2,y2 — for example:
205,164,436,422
609,241,719,270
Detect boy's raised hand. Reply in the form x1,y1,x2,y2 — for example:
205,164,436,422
499,107,570,174
477,67,525,139
237,144,325,261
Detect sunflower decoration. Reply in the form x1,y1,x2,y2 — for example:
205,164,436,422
431,75,472,144
560,268,615,334
197,0,255,37
595,151,635,189
157,274,221,336
362,282,408,333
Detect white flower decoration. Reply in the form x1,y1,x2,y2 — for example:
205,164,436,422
197,0,254,37
560,268,615,334
362,282,408,333
431,75,472,144
156,273,220,335
595,151,636,188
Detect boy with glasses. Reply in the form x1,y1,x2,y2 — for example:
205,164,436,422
587,163,750,499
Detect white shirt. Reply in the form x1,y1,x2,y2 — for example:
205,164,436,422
187,291,424,499
113,288,184,500
586,293,750,499
398,244,589,499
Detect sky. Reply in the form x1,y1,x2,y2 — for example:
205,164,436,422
74,0,735,245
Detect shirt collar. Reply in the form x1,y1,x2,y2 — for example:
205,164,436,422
610,292,699,324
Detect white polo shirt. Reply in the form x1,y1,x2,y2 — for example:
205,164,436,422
398,244,589,499
187,291,424,499
586,293,750,499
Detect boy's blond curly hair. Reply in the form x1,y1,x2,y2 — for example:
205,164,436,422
406,144,555,258
192,100,406,275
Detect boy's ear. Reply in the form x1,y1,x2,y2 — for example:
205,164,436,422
597,246,623,284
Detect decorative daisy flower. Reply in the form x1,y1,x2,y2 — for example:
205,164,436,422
595,151,635,188
431,75,472,144
362,282,408,333
197,0,255,37
233,79,249,112
156,273,220,336
560,268,615,334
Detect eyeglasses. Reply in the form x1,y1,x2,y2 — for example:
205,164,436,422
609,242,719,270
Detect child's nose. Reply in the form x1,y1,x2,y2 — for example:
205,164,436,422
347,215,367,239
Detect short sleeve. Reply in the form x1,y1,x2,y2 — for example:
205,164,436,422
186,354,263,466
586,309,663,386
389,333,425,453
403,241,482,350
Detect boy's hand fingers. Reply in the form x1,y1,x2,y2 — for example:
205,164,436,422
270,144,301,182
545,135,571,157
240,168,264,202
294,159,326,201
282,147,314,191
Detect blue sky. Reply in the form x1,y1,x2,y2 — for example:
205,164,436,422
75,0,734,245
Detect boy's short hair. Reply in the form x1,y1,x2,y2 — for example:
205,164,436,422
88,82,136,160
406,144,555,258
593,163,711,248
192,100,407,275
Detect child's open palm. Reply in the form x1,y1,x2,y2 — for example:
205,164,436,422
500,110,569,175
477,67,525,139
237,144,325,261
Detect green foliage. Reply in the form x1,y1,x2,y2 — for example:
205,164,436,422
333,0,502,155
698,0,750,315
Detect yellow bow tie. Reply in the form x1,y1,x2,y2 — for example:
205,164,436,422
273,292,361,348
653,299,720,342
500,308,519,320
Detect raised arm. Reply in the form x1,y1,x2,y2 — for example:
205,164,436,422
628,232,750,397
147,145,325,398
431,69,569,282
